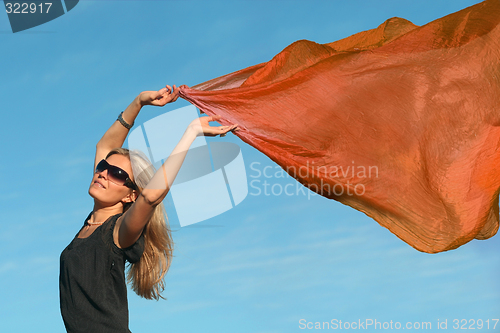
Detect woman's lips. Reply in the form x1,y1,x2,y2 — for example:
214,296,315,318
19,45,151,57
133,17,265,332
94,180,106,189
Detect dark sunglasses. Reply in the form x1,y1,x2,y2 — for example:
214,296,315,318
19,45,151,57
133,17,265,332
95,159,138,191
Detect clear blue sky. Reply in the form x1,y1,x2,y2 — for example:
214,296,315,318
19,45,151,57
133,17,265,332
1,1,498,332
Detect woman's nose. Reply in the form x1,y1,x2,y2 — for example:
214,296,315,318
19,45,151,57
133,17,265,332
97,168,109,179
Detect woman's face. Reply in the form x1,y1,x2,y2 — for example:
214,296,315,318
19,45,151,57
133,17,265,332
88,154,136,207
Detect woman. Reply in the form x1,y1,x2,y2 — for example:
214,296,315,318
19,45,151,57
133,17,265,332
59,85,238,333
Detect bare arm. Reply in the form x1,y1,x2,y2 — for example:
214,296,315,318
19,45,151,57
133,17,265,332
115,115,239,248
94,85,180,171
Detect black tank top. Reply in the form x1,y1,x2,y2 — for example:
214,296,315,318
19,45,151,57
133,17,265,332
59,213,145,333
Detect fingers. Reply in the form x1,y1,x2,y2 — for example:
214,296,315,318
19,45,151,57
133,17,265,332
221,124,238,131
171,85,180,102
219,124,239,137
154,88,168,100
197,115,239,137
151,84,180,105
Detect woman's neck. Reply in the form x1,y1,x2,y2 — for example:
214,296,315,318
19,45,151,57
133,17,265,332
90,203,124,223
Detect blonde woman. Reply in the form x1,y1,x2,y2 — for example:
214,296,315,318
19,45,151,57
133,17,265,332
59,85,238,332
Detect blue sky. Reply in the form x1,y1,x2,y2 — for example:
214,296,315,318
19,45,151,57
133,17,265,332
1,1,499,332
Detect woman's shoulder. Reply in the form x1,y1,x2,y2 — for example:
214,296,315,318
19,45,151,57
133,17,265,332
98,213,122,246
101,213,144,262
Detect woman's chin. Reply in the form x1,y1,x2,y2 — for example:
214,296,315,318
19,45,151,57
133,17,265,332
88,187,124,208
88,186,107,203
88,185,98,198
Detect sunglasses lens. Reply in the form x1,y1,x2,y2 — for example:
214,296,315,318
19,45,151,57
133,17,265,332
95,159,131,186
108,166,129,185
95,160,107,173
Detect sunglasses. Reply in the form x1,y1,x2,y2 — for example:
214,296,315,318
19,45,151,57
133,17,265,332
95,159,138,191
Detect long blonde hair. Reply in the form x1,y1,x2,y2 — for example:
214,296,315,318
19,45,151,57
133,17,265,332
106,148,173,300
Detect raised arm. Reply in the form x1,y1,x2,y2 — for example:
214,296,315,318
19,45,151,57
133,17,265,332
115,115,239,248
94,85,180,171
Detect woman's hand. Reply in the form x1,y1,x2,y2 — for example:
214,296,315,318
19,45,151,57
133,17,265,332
189,115,239,137
139,85,181,107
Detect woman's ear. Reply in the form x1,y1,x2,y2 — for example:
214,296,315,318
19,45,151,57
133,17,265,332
122,190,138,204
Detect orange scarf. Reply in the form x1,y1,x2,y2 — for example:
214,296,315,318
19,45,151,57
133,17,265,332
180,0,500,253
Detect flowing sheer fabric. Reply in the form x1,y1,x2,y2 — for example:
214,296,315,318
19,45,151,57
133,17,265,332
180,0,500,253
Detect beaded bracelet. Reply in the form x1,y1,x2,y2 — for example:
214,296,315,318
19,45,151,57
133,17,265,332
117,112,133,129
